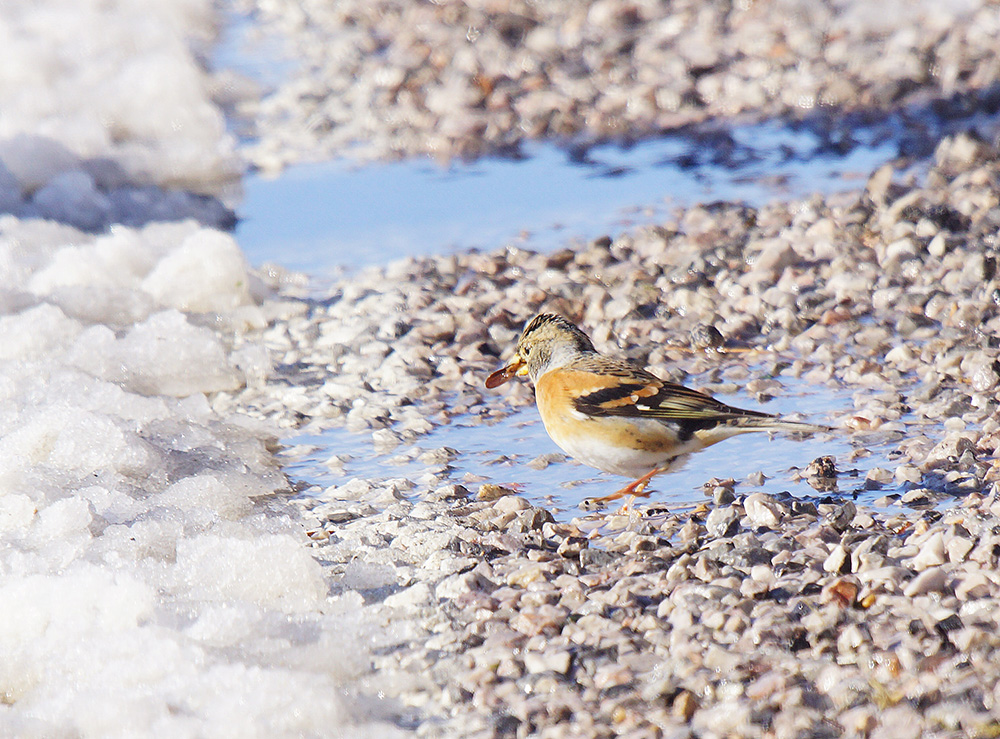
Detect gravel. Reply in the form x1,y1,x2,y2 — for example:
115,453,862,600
231,0,1000,170
212,127,1000,735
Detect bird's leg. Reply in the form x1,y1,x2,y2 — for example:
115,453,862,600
581,466,666,511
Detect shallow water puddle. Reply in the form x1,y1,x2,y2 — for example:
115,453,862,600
236,122,897,275
282,376,928,522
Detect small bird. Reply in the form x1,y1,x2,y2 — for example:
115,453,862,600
486,313,827,507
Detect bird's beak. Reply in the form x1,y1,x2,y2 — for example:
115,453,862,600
485,358,526,389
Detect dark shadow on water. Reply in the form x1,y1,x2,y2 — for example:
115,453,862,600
549,80,1000,168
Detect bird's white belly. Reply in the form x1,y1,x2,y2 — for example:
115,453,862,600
543,415,697,479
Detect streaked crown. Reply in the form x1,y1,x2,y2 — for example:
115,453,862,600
516,313,595,380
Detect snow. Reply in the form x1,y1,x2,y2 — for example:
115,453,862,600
0,215,386,736
0,0,240,231
0,2,236,191
0,1,403,736
142,230,256,313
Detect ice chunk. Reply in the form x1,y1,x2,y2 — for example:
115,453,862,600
183,602,262,646
33,497,93,543
45,285,156,327
142,230,253,313
119,311,243,396
0,408,154,480
74,485,144,527
229,342,273,388
158,474,254,520
0,566,154,646
29,228,158,294
0,495,36,533
68,311,242,397
0,0,384,733
175,533,327,610
97,515,186,564
0,304,81,361
0,3,238,193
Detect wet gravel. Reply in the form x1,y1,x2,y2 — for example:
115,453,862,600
231,0,1000,170
213,130,1000,736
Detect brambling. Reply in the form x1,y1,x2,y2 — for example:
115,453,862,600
486,314,827,507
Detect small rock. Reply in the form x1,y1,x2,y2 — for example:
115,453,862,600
956,572,991,600
425,484,470,502
630,535,658,553
805,456,838,479
706,506,738,537
946,535,974,563
478,483,517,501
678,520,702,543
690,324,724,350
418,446,458,464
579,548,617,568
864,467,892,489
713,485,736,505
900,488,938,508
716,545,771,569
821,576,859,607
743,493,786,528
894,464,922,484
839,706,877,734
822,500,857,531
910,531,946,570
903,567,949,597
371,428,401,449
492,495,532,515
749,240,797,277
523,650,572,675
672,690,698,721
507,563,548,587
556,536,589,558
436,569,497,600
508,507,554,533
527,453,565,470
823,544,850,574
924,435,976,470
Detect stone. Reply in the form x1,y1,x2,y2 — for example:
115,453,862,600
743,493,786,528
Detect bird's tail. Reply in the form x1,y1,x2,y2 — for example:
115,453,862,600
730,417,830,435
694,415,829,447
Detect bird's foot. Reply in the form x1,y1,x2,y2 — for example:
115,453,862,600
580,467,665,512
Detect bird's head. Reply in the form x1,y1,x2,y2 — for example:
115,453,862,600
485,313,595,388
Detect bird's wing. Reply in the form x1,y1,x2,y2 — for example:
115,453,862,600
565,357,771,423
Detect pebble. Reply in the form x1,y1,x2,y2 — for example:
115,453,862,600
672,690,698,721
743,493,785,528
911,531,947,569
706,506,738,537
823,544,850,574
903,568,949,597
523,650,572,675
